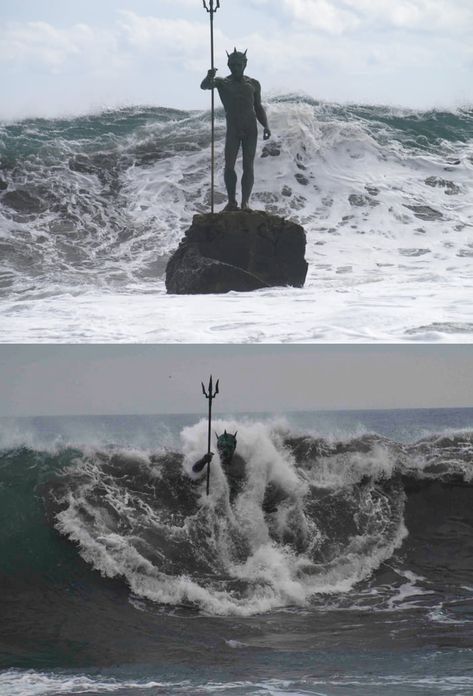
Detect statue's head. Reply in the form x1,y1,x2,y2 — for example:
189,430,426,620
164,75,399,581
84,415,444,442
216,430,237,465
227,47,247,79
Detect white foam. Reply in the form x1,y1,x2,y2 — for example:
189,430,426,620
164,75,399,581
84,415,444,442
386,569,432,611
0,670,165,696
2,101,472,343
53,419,409,616
298,441,398,489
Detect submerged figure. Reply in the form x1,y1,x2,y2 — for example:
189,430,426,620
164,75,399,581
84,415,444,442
193,431,281,512
201,48,271,212
193,431,245,503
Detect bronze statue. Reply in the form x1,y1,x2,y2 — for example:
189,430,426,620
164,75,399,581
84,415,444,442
193,431,244,503
201,49,271,212
192,430,283,512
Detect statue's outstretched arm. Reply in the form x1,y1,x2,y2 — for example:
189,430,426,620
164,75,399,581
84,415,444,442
192,452,214,473
201,68,223,90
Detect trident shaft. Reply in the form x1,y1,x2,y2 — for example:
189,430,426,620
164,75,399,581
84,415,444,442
202,0,221,213
201,374,219,495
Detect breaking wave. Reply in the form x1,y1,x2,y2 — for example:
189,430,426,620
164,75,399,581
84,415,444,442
1,99,472,296
2,418,473,617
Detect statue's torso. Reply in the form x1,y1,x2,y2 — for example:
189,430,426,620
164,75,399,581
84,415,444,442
221,453,247,500
216,76,258,133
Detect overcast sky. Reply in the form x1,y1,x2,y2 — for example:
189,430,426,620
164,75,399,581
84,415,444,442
1,0,471,120
1,345,472,417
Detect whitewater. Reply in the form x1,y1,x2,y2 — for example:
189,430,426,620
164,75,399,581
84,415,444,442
1,97,472,343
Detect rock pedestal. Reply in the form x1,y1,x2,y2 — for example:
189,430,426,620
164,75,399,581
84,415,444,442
165,211,308,295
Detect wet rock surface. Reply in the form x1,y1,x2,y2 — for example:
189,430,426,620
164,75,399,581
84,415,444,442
349,193,379,208
166,210,308,294
2,189,47,214
261,141,281,158
404,204,443,221
425,176,461,195
405,322,473,336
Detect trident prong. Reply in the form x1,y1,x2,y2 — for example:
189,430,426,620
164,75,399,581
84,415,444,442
203,0,220,13
202,375,219,400
201,375,220,496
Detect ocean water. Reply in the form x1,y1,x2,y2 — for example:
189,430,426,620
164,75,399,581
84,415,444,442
2,407,473,694
1,98,472,343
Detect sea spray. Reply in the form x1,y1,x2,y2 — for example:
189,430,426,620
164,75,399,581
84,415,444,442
1,100,472,341
2,414,473,618
32,419,409,615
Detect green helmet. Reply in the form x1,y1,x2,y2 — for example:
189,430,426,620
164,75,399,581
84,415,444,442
216,430,237,461
226,47,247,65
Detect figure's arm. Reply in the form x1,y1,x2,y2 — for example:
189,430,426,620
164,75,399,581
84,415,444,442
262,482,288,513
192,452,214,473
253,81,271,140
201,69,224,91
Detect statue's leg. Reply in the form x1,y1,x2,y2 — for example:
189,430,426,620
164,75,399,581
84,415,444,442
241,127,257,210
224,131,240,211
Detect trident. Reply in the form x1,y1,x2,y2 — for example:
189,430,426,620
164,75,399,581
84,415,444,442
202,0,221,214
201,374,219,495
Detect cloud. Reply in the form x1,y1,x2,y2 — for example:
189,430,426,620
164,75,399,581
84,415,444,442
282,0,473,34
0,4,470,117
282,0,359,34
350,0,473,32
1,6,469,79
0,19,125,74
0,11,223,77
117,11,210,67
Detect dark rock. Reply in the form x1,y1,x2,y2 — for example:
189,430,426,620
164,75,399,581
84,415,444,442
398,248,431,257
253,192,278,204
404,205,443,221
203,190,227,207
349,193,379,207
405,322,473,336
365,185,380,196
69,154,97,175
0,179,7,191
290,195,306,211
166,246,268,294
294,173,309,186
425,176,446,188
166,210,308,294
2,189,47,214
281,185,292,197
261,142,281,158
349,194,367,207
425,176,460,195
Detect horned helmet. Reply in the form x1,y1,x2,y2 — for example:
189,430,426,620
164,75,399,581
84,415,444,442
216,429,238,462
226,47,248,66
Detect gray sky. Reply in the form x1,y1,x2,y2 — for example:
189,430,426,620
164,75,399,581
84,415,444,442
1,345,473,417
1,0,472,119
